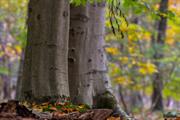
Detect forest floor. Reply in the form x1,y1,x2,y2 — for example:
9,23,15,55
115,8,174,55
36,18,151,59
0,100,179,120
0,100,121,120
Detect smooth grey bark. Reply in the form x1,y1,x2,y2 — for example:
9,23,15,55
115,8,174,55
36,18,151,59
89,3,110,97
152,0,168,111
17,0,70,101
90,3,133,120
68,2,110,106
68,4,93,105
69,2,132,120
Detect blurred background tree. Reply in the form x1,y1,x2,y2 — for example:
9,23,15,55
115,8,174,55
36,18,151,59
0,0,28,99
105,0,180,116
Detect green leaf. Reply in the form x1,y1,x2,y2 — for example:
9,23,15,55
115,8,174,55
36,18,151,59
0,67,9,75
167,10,176,19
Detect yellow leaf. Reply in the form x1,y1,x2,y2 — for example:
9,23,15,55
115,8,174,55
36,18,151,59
132,59,137,65
166,38,175,45
128,47,135,54
138,62,158,75
105,47,119,55
15,45,22,54
120,18,128,32
118,56,129,64
143,32,151,41
109,63,121,77
138,68,147,75
114,76,132,86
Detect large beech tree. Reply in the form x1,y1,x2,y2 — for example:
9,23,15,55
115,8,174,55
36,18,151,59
17,0,70,100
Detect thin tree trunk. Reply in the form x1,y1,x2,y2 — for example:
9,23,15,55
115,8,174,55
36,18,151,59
18,0,70,101
119,86,129,113
129,18,143,112
89,2,110,97
0,22,11,99
152,0,169,111
90,3,132,119
16,50,24,99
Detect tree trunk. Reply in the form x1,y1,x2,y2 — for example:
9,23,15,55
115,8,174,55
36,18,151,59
18,0,70,101
69,2,132,120
89,2,110,97
16,50,24,99
68,2,111,107
68,4,93,105
129,18,143,112
0,22,11,99
152,0,168,111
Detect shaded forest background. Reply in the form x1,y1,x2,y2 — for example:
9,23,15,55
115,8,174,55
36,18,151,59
0,0,179,119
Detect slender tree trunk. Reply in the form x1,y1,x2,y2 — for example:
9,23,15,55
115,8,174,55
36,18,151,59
152,0,168,111
129,18,143,112
89,2,110,97
16,50,24,99
17,0,70,101
0,22,11,99
119,86,129,113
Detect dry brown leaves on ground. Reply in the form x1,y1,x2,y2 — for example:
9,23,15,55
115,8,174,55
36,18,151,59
0,100,122,120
